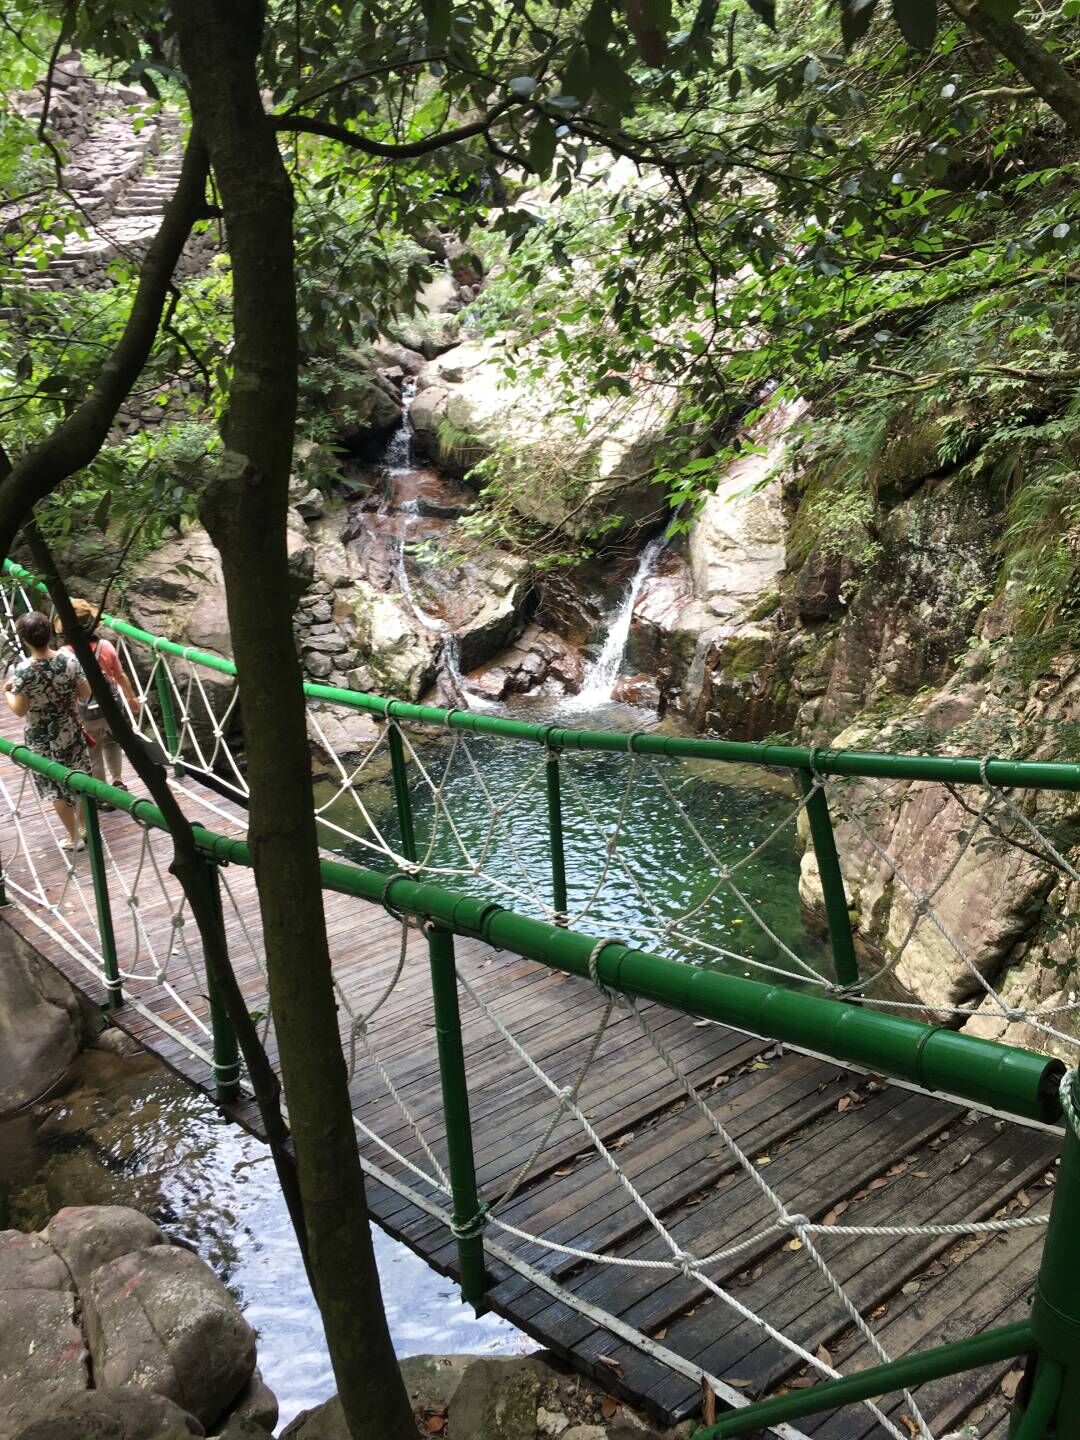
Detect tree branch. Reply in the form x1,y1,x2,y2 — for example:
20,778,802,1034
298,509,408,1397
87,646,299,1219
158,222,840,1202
273,99,519,159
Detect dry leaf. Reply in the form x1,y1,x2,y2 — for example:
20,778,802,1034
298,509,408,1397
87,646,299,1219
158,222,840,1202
600,1398,620,1420
654,1327,667,1341
424,1417,446,1435
786,1239,803,1252
886,1161,909,1177
816,1344,833,1366
866,1177,889,1192
1017,1188,1031,1207
901,1280,921,1296
871,1304,888,1319
821,1201,849,1227
837,1096,853,1113
913,1171,929,1178
597,1356,624,1377
787,1376,814,1389
554,1168,572,1178
1001,1368,1024,1400
701,1379,717,1427
899,1414,918,1438
756,1155,772,1167
727,1379,751,1388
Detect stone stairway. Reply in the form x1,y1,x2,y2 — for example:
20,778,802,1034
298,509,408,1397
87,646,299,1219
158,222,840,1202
4,54,190,298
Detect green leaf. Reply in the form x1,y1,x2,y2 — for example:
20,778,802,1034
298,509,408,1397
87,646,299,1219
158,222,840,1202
563,46,593,103
92,490,111,533
891,0,937,48
528,117,557,177
840,0,879,48
745,0,776,28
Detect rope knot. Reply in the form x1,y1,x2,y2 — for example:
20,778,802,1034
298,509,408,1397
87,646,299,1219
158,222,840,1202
450,1202,489,1241
717,865,732,884
783,1213,811,1232
672,1250,697,1278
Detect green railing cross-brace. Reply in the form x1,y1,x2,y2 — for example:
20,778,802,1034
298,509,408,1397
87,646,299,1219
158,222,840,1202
2,558,1079,1437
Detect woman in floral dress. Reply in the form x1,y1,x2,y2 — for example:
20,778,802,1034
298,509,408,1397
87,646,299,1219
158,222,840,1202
4,610,91,851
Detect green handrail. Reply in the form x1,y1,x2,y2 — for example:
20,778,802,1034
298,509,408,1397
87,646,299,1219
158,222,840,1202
6,557,1080,792
0,736,1064,1127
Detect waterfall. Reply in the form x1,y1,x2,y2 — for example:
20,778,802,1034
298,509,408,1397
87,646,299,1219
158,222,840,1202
382,383,495,710
383,377,417,476
571,535,667,706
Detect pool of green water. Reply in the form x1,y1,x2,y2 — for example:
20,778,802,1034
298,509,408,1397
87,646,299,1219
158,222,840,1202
315,698,832,986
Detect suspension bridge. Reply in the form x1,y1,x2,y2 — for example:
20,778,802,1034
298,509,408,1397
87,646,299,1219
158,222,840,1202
0,558,1078,1440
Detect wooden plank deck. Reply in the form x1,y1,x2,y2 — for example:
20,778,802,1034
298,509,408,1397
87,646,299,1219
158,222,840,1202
0,706,1059,1438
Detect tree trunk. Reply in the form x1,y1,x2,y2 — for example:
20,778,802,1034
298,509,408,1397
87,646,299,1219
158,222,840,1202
944,0,1080,135
171,5,416,1438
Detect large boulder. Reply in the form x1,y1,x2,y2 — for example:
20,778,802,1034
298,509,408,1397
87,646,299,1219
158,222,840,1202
44,1207,167,1291
409,341,672,543
0,1231,87,1439
123,526,236,756
0,929,87,1119
82,1246,257,1429
621,417,795,733
12,1388,203,1440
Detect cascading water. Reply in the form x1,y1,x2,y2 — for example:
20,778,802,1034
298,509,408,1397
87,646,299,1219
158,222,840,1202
568,535,667,708
382,380,491,708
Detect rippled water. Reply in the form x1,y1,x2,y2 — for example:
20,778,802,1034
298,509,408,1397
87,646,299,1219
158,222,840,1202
318,698,831,985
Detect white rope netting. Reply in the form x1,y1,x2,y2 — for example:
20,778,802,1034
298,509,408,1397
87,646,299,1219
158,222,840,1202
0,578,1074,1440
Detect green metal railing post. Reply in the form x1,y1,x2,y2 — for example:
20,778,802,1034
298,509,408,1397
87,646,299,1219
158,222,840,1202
799,770,859,988
1019,1082,1080,1434
81,796,122,1010
199,856,242,1104
545,747,569,924
425,922,488,1312
154,660,182,770
386,720,418,865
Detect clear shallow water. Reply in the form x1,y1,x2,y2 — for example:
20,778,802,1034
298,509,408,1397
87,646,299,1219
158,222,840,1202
318,698,831,985
15,1066,529,1431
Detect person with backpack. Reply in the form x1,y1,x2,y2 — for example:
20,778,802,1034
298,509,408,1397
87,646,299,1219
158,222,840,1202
55,598,142,800
3,610,92,851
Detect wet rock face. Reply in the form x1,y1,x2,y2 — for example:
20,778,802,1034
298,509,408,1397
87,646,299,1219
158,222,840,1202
0,1206,274,1440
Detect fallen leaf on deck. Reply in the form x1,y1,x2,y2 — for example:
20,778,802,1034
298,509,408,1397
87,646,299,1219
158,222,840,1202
786,1239,803,1252
787,1376,814,1389
727,1379,751,1388
756,1156,772,1167
1017,1188,1031,1207
871,1304,888,1319
597,1356,624,1376
816,1344,833,1366
701,1380,717,1427
866,1177,889,1192
600,1397,620,1419
424,1417,446,1434
899,1414,918,1438
1001,1368,1024,1400
886,1161,909,1177
913,1171,929,1178
554,1168,572,1177
901,1280,921,1296
821,1202,849,1227
654,1327,667,1341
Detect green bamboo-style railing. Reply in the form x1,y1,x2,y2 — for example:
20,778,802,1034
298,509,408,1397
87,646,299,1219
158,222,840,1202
2,559,1079,1435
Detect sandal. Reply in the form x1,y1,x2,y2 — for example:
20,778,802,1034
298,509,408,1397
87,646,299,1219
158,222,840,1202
62,838,86,854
